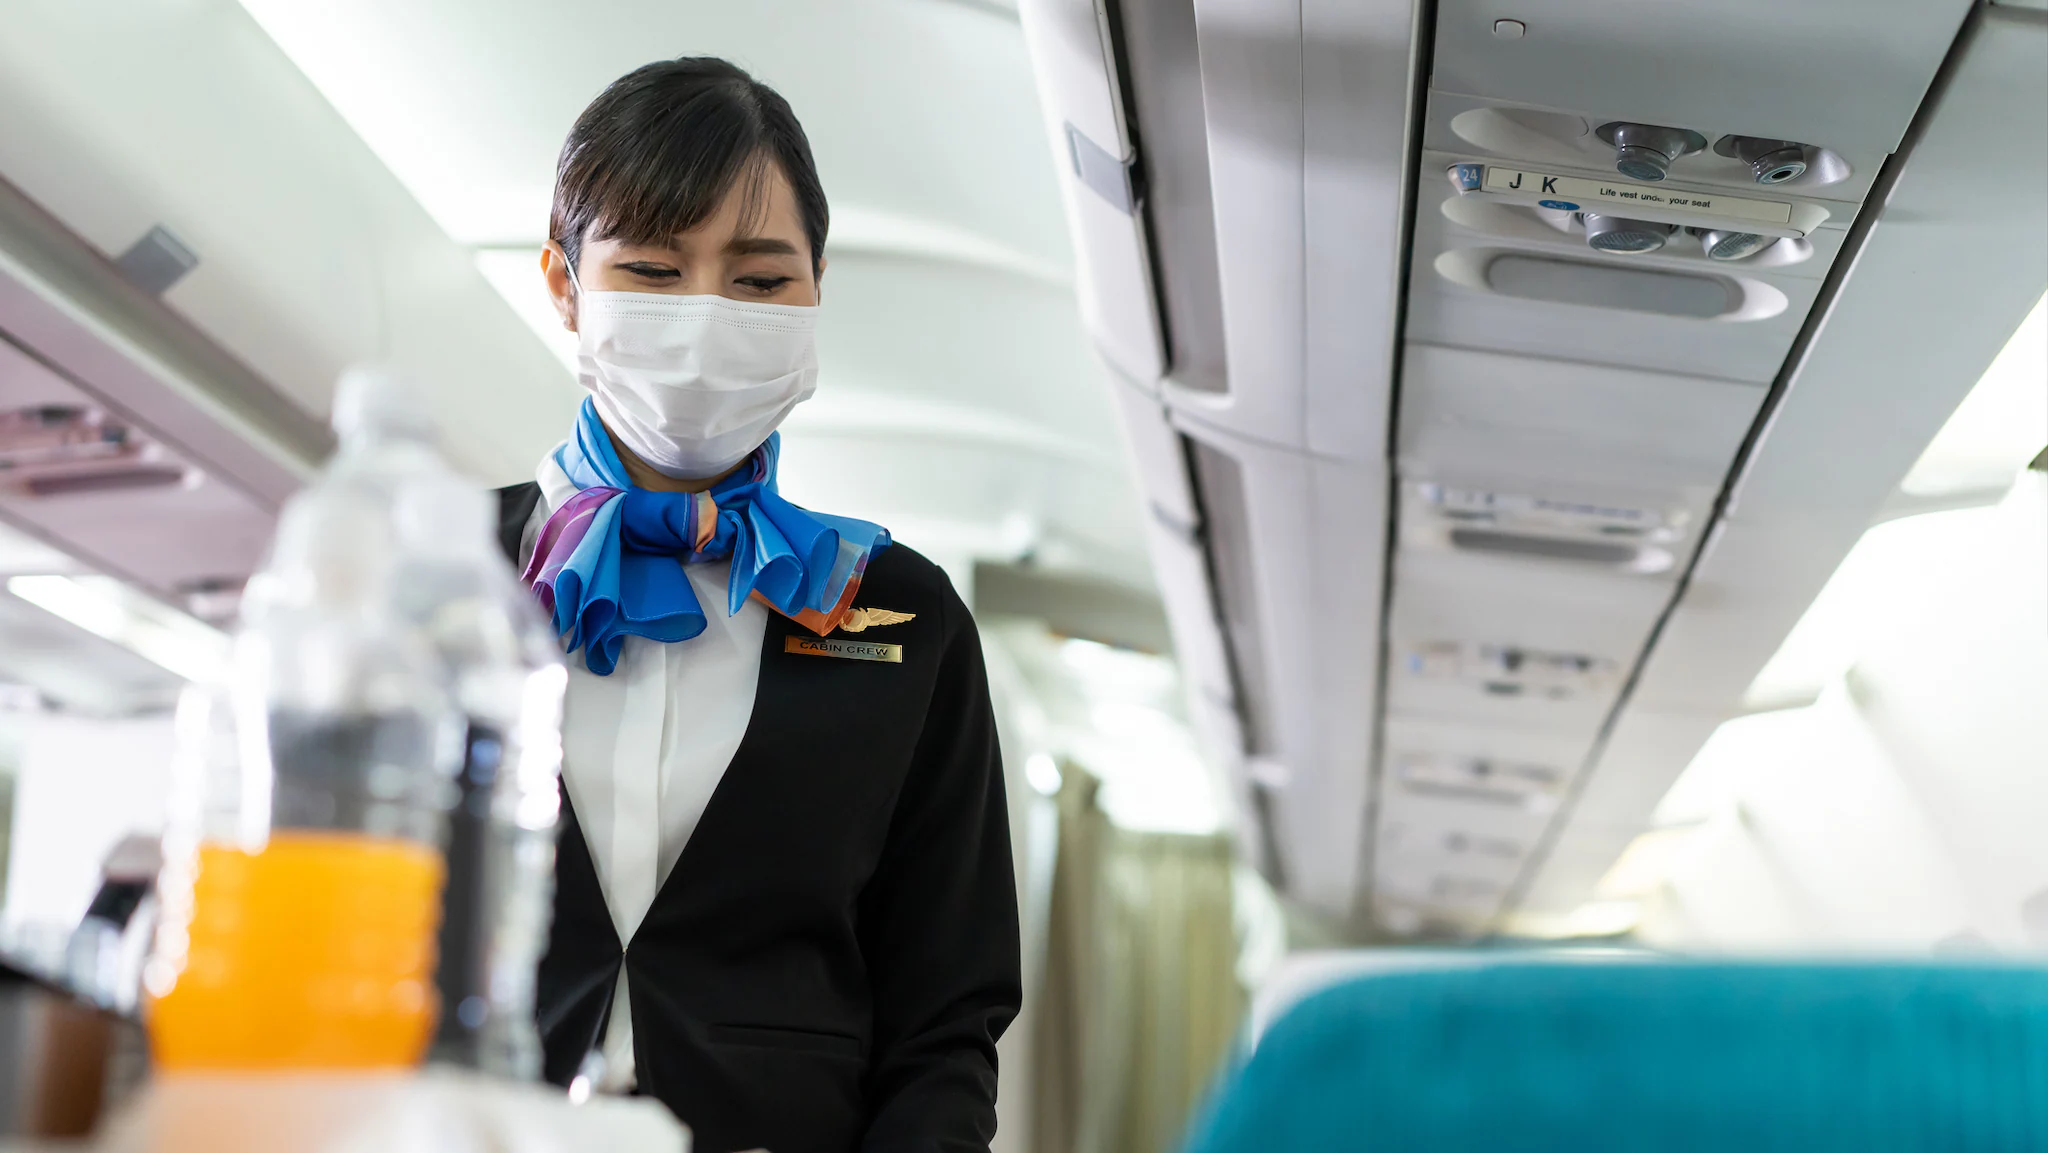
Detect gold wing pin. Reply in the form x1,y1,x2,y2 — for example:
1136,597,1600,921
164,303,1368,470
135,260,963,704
839,608,917,633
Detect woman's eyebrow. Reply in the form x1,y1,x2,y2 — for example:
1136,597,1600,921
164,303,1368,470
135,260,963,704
726,236,799,257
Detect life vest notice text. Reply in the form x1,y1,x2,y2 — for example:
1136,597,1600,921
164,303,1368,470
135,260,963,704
1482,167,1793,225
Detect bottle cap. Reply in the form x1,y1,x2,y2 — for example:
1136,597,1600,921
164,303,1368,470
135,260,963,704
332,365,438,443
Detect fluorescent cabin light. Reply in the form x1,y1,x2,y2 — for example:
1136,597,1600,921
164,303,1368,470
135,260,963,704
1743,505,2000,710
1900,292,2046,497
7,575,230,684
474,249,578,373
1596,826,1705,900
1755,295,2048,707
1024,752,1064,797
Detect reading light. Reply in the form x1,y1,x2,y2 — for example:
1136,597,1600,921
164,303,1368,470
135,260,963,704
6,574,229,683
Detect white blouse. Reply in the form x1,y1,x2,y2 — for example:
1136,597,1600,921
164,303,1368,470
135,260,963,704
528,459,768,1091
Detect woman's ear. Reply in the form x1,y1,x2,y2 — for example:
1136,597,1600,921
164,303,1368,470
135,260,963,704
542,241,578,332
814,254,827,303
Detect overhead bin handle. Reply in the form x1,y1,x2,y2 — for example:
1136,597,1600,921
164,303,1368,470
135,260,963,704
1066,123,1136,215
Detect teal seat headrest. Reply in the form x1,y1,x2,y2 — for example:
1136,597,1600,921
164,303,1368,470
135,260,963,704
1186,961,2048,1153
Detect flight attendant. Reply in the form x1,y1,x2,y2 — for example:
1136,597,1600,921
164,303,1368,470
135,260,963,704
494,57,1021,1153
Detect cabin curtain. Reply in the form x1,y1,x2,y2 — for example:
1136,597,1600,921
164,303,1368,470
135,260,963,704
1031,768,1244,1153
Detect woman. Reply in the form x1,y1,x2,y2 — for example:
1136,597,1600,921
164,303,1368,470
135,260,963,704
494,57,1021,1153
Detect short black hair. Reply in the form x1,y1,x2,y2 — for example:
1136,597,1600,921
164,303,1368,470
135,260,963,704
551,57,828,276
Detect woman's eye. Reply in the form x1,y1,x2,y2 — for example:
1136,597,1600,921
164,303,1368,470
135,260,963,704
620,263,680,280
737,276,793,293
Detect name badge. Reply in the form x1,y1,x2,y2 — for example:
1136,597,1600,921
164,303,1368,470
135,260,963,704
785,636,902,663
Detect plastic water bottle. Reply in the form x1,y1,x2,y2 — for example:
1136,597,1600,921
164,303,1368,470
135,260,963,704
373,399,568,1079
145,369,564,1074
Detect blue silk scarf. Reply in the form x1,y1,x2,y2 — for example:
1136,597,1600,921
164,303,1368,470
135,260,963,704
521,398,891,675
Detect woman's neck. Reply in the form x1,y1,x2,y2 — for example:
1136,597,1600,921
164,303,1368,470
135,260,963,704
606,426,744,493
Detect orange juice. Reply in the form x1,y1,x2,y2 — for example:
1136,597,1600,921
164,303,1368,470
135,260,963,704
149,831,445,1069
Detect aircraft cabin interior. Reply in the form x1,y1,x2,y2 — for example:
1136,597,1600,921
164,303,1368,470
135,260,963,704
0,1,2042,1150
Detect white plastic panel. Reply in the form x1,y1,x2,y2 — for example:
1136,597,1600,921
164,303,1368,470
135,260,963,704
1109,375,1199,530
1399,343,1767,498
1511,707,1725,916
1386,545,1670,743
1430,0,1974,163
1382,714,1593,778
1174,417,1385,916
0,1,574,485
1376,716,1588,883
1168,0,1307,449
0,334,273,604
1629,7,2048,719
1018,0,1168,385
1299,0,1422,461
1396,483,1695,578
1377,786,1552,902
1378,789,1552,870
1110,381,1235,726
1142,507,1246,766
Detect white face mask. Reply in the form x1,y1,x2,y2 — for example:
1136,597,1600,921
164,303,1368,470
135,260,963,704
568,263,819,480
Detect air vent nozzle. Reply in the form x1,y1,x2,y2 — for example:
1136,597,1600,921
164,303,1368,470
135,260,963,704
1595,121,1708,183
1580,212,1674,255
1691,226,1778,262
1716,135,1810,185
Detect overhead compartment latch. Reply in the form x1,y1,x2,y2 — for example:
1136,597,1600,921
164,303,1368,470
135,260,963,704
1065,122,1136,215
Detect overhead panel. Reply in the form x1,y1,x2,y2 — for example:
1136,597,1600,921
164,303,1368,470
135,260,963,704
1370,0,1976,933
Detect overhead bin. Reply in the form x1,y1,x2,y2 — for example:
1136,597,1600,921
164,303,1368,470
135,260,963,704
0,335,273,612
1020,0,1415,921
1109,381,1238,740
1158,0,1307,450
1173,417,1386,914
1017,0,1167,387
0,1,573,484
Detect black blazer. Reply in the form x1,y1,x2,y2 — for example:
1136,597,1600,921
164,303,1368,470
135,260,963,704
497,484,1022,1153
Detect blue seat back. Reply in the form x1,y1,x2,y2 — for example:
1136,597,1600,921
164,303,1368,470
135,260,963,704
1185,960,2048,1153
